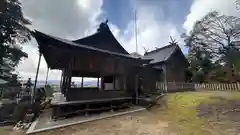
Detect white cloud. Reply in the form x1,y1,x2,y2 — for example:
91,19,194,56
110,2,183,55
17,0,183,81
184,0,240,33
21,0,103,39
17,0,103,80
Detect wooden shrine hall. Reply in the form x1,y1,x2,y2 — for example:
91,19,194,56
33,21,152,119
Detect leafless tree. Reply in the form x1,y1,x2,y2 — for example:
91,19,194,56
182,11,240,82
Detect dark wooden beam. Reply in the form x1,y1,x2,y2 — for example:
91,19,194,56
33,53,42,103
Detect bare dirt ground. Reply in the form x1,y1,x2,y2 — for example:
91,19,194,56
198,98,240,135
1,111,176,135
38,112,175,135
2,91,240,135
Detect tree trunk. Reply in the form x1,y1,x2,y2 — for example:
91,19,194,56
226,36,233,83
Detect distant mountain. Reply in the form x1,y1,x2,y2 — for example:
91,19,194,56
20,80,98,88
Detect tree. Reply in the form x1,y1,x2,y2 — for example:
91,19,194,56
182,11,240,82
187,49,216,83
0,0,31,82
231,49,240,72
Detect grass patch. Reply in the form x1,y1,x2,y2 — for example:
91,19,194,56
156,91,240,135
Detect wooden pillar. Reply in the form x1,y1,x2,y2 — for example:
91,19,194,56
97,77,99,88
62,70,66,94
66,73,71,89
66,75,69,89
135,73,139,104
69,76,72,88
67,58,73,89
124,76,127,91
33,53,42,103
66,76,69,89
101,76,104,90
81,77,83,88
163,65,168,93
45,67,50,86
60,70,63,89
113,76,116,90
64,76,67,89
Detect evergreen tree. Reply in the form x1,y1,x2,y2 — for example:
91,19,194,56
0,0,32,83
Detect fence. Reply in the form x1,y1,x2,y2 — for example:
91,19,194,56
194,83,240,91
156,82,240,92
167,82,195,92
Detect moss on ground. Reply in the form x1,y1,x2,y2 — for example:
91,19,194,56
156,91,240,135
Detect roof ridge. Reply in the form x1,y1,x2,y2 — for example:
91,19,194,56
145,44,177,55
72,29,102,42
73,23,111,42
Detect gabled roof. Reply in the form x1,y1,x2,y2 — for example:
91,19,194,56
143,44,178,64
33,30,151,69
73,22,129,54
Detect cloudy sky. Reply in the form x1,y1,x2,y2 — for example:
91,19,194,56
16,0,240,81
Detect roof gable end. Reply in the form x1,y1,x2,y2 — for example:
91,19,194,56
73,22,129,54
143,44,178,64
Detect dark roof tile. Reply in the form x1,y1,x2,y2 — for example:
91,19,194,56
73,24,129,54
143,44,177,64
34,30,147,61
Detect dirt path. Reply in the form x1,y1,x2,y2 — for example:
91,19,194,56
37,110,176,135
